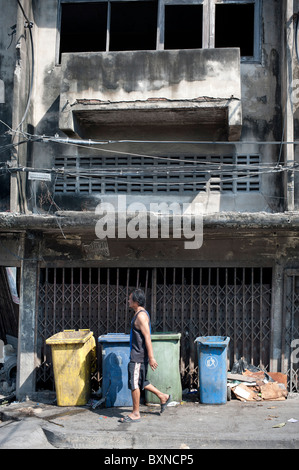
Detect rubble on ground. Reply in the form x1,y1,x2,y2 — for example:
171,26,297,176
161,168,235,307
0,335,17,398
228,359,288,402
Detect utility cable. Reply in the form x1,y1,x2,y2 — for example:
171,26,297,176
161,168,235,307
16,0,34,130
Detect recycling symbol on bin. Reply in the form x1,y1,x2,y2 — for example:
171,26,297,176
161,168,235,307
205,355,218,369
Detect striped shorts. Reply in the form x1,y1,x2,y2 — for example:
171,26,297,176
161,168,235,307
128,361,150,391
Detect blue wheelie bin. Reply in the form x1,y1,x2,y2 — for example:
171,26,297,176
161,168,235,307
195,336,230,404
98,333,132,407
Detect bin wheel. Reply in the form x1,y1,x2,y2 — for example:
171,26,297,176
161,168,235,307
227,386,231,401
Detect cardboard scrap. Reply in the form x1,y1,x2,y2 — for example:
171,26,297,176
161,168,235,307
231,370,288,402
242,370,268,386
232,383,262,402
260,382,288,401
267,372,288,389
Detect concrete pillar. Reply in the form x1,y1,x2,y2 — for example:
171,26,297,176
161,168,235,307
16,234,39,400
270,261,285,372
284,0,295,211
0,79,4,103
10,0,33,214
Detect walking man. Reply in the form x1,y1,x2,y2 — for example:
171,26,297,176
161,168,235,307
119,288,171,423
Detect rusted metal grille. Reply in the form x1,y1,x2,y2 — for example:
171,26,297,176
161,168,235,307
37,267,272,390
283,271,299,392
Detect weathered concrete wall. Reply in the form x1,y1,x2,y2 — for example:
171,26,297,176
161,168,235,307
292,0,299,209
27,0,283,214
38,230,299,268
2,211,299,267
59,48,242,140
60,49,241,103
0,0,285,214
1,0,297,397
0,0,18,210
240,0,284,211
0,1,17,135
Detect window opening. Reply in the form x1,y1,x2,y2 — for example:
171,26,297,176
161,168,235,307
164,4,203,50
110,1,158,51
59,1,157,60
59,2,107,61
59,1,259,60
215,3,255,57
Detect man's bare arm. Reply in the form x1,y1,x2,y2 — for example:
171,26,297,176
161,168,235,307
135,312,158,371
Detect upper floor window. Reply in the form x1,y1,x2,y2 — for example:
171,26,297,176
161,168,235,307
59,1,157,60
214,1,259,60
58,0,261,63
164,4,203,50
60,2,108,56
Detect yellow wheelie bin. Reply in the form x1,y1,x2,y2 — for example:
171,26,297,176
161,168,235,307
46,329,96,406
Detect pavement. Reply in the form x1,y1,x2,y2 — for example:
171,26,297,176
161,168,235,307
0,391,299,451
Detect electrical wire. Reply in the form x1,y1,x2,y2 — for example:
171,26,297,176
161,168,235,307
2,2,36,214
8,125,299,147
16,0,34,130
3,123,299,149
0,123,284,173
2,161,290,188
44,134,299,147
0,126,296,189
0,129,294,186
47,137,289,170
0,139,31,156
61,170,287,186
0,142,294,190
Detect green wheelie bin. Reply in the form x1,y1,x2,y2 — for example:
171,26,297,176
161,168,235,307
145,332,182,404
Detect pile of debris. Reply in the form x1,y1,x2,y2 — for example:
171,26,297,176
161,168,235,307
228,359,288,402
0,335,17,396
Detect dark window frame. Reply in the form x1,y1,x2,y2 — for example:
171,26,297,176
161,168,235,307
56,0,262,64
214,0,262,63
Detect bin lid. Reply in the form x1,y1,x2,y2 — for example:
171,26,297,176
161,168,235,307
98,333,130,343
46,329,93,345
194,336,230,347
151,332,181,341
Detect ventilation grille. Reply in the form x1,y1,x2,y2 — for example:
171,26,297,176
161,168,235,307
54,154,260,195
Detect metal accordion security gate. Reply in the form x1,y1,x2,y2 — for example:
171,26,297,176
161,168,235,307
283,270,299,392
37,267,272,390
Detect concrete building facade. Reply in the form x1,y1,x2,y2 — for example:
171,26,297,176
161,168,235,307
0,0,299,399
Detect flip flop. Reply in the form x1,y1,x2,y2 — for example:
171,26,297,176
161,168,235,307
119,415,140,423
160,394,172,414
